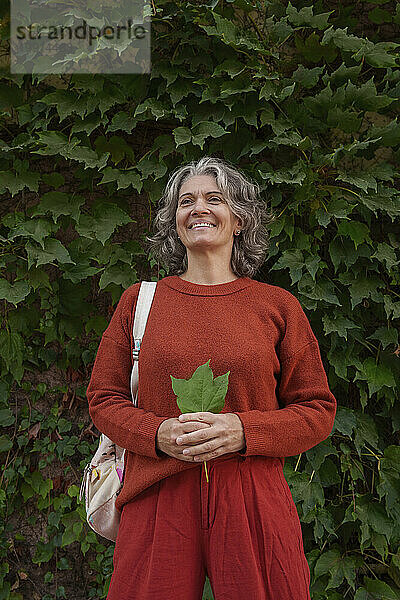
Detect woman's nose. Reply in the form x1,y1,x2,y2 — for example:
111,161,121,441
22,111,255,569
191,198,210,213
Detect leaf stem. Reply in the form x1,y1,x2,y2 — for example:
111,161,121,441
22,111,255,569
204,461,209,483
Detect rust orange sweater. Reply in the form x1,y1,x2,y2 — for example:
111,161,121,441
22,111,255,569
87,275,337,511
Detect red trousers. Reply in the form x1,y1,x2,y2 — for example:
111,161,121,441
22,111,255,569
107,455,311,600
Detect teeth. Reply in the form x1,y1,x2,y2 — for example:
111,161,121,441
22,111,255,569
190,223,215,229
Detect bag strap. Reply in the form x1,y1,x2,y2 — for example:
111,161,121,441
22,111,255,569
130,281,157,406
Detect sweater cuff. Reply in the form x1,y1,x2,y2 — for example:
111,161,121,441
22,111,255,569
137,413,168,459
233,411,275,457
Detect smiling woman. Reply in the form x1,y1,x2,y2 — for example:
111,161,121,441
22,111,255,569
87,156,337,600
174,174,244,284
145,155,274,281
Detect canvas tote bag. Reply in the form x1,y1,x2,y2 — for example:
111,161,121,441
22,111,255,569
79,281,157,541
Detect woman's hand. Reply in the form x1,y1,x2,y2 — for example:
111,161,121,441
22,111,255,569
156,417,212,461
175,412,245,461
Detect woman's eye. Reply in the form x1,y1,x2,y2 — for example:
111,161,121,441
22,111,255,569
180,196,222,205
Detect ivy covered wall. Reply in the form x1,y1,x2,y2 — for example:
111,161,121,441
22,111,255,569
0,1,399,598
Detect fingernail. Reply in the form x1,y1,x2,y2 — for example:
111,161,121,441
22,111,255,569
176,437,182,444
183,449,190,455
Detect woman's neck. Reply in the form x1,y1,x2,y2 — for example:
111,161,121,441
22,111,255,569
177,243,241,285
178,266,239,285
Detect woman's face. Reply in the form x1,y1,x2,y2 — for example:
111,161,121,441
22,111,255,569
175,175,242,253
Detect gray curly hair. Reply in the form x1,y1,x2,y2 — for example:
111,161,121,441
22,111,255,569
145,156,275,278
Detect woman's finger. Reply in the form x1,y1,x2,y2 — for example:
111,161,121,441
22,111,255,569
178,412,217,424
181,438,221,457
176,426,216,446
192,446,225,461
180,421,211,434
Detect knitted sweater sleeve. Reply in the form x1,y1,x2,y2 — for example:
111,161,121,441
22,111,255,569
234,294,337,458
86,285,166,459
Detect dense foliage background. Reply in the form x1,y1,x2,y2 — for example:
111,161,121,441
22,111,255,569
0,0,399,598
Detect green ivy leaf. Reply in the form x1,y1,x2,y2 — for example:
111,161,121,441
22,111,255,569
259,79,278,100
67,146,109,170
34,131,80,156
376,446,400,521
42,173,65,188
302,506,337,541
0,434,12,453
0,330,24,379
26,239,75,269
314,548,360,589
338,273,386,310
27,267,51,291
371,243,398,270
211,12,239,43
134,98,169,120
0,279,31,306
220,77,255,98
298,273,341,306
305,438,338,471
367,327,398,349
259,160,307,184
173,126,192,147
354,412,380,455
99,264,137,290
355,496,393,539
8,219,59,249
85,316,108,336
136,156,167,180
191,122,229,149
32,541,55,565
75,203,132,245
0,408,15,427
315,196,356,227
20,481,34,502
98,167,142,191
336,171,378,193
354,357,396,396
337,221,372,249
322,313,361,340
359,189,400,221
33,132,109,169
369,7,392,24
287,3,332,29
321,26,371,54
292,65,325,88
107,111,137,134
31,192,84,224
332,407,357,437
61,263,101,284
362,577,400,599
28,471,53,498
40,90,88,121
168,79,198,106
288,472,325,515
71,113,102,136
270,249,304,284
383,296,400,320
94,135,134,165
213,58,246,78
0,170,41,196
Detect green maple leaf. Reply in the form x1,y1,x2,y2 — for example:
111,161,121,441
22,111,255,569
170,359,229,414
